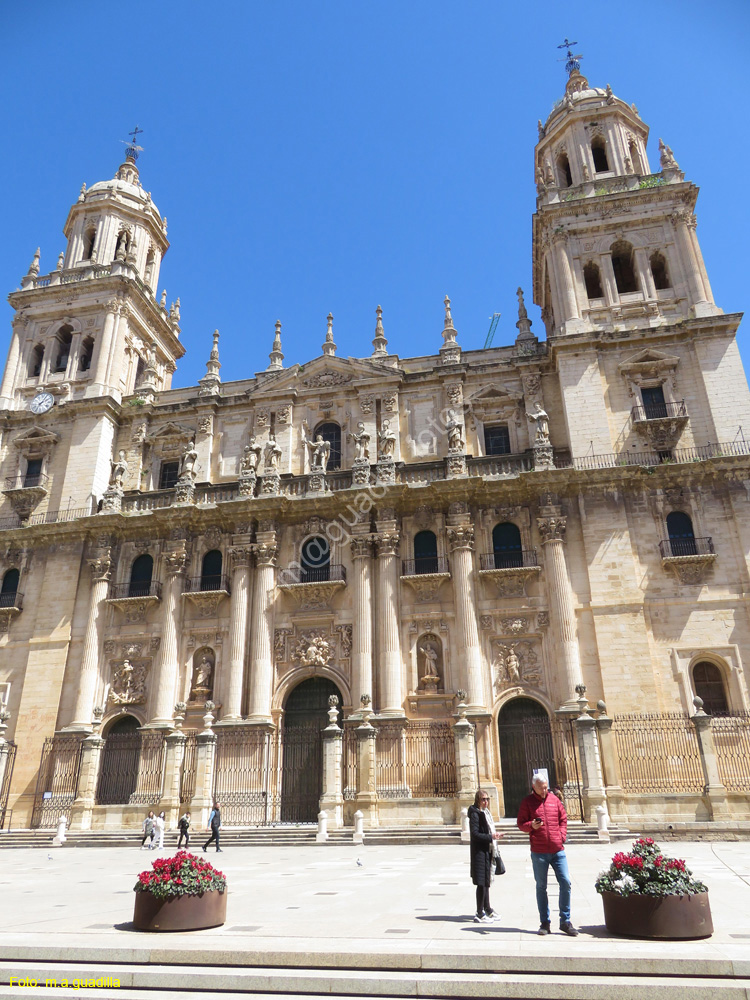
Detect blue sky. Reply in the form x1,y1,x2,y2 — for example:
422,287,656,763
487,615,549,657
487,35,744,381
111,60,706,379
2,1,748,389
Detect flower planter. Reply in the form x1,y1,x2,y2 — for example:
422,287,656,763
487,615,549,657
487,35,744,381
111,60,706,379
133,889,227,931
602,890,712,939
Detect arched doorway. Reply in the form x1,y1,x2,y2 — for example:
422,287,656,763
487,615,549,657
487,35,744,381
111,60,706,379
96,714,141,805
280,677,342,823
497,698,554,817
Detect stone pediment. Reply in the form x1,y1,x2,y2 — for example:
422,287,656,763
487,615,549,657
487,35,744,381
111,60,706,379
467,383,522,419
252,355,401,396
146,421,195,458
13,425,59,457
619,349,680,375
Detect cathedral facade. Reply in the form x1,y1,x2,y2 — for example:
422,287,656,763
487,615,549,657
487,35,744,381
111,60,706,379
1,64,749,833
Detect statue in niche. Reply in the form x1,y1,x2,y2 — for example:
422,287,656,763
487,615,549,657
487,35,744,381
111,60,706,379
180,439,198,479
240,437,261,474
506,645,520,684
264,433,282,470
446,410,464,453
418,634,442,691
526,401,550,444
302,423,331,473
109,450,129,488
191,649,214,699
378,419,396,460
349,421,370,462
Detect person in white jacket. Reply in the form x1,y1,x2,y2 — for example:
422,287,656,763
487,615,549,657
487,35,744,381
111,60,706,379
153,811,166,851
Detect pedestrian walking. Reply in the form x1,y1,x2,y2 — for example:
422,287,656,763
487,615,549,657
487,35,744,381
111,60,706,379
203,802,222,853
140,810,155,849
468,788,503,923
517,774,578,936
177,811,191,849
153,810,166,851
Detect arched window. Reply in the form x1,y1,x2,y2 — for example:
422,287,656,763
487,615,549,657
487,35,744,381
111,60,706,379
583,262,604,299
200,550,223,590
314,422,341,470
29,344,44,378
650,251,670,291
54,325,73,373
628,140,643,175
611,241,639,294
79,337,94,373
666,511,696,557
413,530,438,574
82,227,96,261
592,136,610,173
556,153,572,188
1,568,20,607
692,661,729,715
492,522,523,569
129,554,153,598
301,536,330,582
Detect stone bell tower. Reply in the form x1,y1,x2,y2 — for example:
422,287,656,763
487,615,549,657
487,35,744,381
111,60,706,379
532,46,722,339
0,136,184,411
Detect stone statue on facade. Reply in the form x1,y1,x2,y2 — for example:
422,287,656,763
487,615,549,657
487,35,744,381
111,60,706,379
180,439,198,479
527,401,550,444
349,421,370,462
506,646,520,684
378,419,396,460
109,450,128,488
419,639,441,690
191,652,214,699
240,437,261,474
446,409,464,453
264,433,282,470
302,423,331,473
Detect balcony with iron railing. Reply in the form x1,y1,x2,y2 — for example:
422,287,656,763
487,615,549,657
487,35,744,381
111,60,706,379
479,548,539,571
107,581,163,601
401,556,450,577
0,590,23,611
4,473,49,491
631,400,688,424
184,574,230,594
659,537,714,560
282,564,347,585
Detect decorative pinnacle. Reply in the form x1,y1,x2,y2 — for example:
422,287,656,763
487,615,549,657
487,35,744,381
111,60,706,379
124,125,144,162
27,248,40,277
440,295,459,354
267,320,284,370
198,329,221,395
515,287,535,342
372,304,388,357
322,312,337,356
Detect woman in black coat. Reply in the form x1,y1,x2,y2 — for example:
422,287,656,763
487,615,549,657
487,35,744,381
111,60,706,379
468,788,502,922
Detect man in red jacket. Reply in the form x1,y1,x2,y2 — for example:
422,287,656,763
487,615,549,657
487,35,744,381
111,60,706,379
517,774,578,936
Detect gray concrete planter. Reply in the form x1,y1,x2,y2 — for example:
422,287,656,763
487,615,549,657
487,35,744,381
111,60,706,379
601,890,712,939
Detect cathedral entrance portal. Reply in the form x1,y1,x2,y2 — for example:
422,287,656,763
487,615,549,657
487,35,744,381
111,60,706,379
96,714,141,805
280,677,342,823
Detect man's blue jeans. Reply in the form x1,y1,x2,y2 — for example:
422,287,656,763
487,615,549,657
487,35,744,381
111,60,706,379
530,850,571,925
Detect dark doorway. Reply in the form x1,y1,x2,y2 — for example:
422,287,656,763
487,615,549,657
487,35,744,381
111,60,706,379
280,677,342,822
666,510,697,556
497,698,554,817
96,715,141,805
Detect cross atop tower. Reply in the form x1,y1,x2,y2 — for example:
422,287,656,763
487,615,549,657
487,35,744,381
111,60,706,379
124,125,144,161
557,38,583,77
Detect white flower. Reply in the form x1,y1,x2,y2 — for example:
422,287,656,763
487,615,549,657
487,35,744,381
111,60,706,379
613,874,637,894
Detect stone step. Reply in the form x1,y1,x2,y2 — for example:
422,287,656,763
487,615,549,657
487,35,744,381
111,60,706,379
0,958,747,1000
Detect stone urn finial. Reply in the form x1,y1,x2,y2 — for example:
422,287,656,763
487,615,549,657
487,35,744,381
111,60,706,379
455,689,468,721
327,694,340,726
203,700,216,732
692,696,707,717
92,706,105,733
0,706,10,739
173,702,187,730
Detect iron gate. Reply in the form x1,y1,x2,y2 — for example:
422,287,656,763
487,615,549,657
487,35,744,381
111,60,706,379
0,742,17,829
95,731,167,805
498,716,583,820
212,726,277,826
30,736,84,829
279,721,324,823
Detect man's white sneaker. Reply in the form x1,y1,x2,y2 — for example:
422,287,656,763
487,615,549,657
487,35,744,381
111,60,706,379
473,912,487,923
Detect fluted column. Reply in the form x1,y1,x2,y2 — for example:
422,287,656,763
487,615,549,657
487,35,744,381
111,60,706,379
149,545,188,726
552,233,580,322
447,519,485,711
672,209,708,307
374,527,404,717
600,252,619,306
634,247,656,299
537,499,583,709
350,533,374,711
223,543,252,721
0,326,22,407
91,299,120,390
68,547,112,730
246,530,277,722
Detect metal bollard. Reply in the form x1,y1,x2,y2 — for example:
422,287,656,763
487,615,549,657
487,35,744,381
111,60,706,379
353,809,365,845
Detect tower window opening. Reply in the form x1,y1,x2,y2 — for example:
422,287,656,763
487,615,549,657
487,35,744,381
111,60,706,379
583,262,604,299
134,356,146,386
611,241,639,294
79,337,94,372
54,325,74,373
650,251,670,290
144,248,156,287
556,153,572,188
628,140,643,174
591,136,610,173
29,344,44,378
82,227,96,261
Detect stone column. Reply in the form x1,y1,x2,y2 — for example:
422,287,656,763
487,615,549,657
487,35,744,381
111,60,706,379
320,697,344,829
691,699,730,821
355,711,379,827
350,533,374,712
552,233,580,322
452,696,479,802
223,542,252,721
447,515,485,711
91,300,119,390
374,524,405,716
69,730,105,831
595,702,625,822
600,252,619,306
160,728,187,827
673,210,708,307
190,709,218,830
634,247,656,299
537,497,583,709
149,544,188,727
68,547,112,731
573,692,606,822
246,528,277,722
0,326,22,407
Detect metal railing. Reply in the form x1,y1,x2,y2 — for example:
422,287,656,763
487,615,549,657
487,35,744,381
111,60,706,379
184,574,230,594
565,439,750,472
403,721,457,797
108,581,163,600
180,732,198,804
611,713,704,792
0,591,23,610
479,548,539,570
30,735,84,829
631,400,688,423
659,537,714,559
96,731,167,805
282,564,347,585
342,725,358,801
4,473,49,490
711,713,750,792
401,556,450,576
0,742,17,829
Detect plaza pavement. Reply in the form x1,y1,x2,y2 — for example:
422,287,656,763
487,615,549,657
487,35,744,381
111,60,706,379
0,837,749,998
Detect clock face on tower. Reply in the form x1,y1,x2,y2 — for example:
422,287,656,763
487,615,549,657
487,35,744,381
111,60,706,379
29,392,54,415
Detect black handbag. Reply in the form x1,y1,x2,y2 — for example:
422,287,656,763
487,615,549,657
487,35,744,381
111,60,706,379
494,853,506,876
